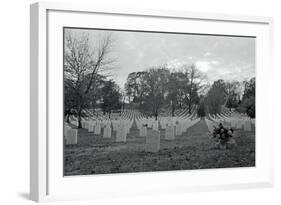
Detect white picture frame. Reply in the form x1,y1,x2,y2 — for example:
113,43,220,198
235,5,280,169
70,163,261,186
30,2,274,202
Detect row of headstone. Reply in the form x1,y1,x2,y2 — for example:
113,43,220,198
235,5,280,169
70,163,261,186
211,116,253,132
135,117,201,139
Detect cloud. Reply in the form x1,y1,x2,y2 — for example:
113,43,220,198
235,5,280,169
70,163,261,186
166,59,184,70
195,60,219,73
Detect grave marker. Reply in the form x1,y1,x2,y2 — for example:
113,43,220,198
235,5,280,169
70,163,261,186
152,121,159,131
244,120,252,131
65,128,78,145
103,125,112,138
94,124,101,135
165,126,175,140
145,130,160,152
139,126,147,137
116,125,127,142
175,123,182,136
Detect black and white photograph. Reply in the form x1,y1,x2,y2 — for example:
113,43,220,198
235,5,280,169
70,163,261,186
63,27,255,176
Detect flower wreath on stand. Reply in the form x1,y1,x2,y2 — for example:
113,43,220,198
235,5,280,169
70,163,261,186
212,123,236,149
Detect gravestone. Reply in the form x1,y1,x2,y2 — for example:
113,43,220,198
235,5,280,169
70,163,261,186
103,125,112,138
147,121,153,128
88,123,95,132
145,130,160,153
71,121,79,127
152,121,159,131
139,126,147,137
165,126,175,140
94,124,101,135
125,124,131,133
112,121,118,131
175,123,182,136
65,128,78,145
116,125,127,142
81,121,86,129
161,121,167,129
236,120,243,129
244,120,252,131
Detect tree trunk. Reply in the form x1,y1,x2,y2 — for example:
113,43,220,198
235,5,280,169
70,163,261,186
77,107,82,129
66,114,70,123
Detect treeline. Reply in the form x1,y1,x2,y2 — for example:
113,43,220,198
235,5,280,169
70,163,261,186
125,66,255,119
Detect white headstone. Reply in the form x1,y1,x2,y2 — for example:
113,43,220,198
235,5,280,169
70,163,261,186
65,128,78,145
139,126,147,137
175,123,182,136
88,123,95,132
71,121,79,127
112,121,118,131
103,125,112,138
152,121,159,131
244,120,252,131
94,124,101,135
161,121,167,129
81,121,86,129
145,130,160,152
165,126,175,140
147,120,153,128
116,125,127,142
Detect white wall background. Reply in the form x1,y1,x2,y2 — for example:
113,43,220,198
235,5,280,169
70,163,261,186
0,0,280,204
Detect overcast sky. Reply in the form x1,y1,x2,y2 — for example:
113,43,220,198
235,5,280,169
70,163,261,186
65,28,255,89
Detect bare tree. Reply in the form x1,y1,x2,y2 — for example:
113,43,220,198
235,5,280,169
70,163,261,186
64,30,115,128
182,64,205,114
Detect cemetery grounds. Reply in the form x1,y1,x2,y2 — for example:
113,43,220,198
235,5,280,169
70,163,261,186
64,108,255,176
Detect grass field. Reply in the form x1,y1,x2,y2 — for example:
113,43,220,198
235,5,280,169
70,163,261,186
64,119,255,176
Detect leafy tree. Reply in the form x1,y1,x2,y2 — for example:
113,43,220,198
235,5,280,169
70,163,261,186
138,67,169,120
206,79,227,115
100,80,121,118
124,72,146,103
240,77,255,118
